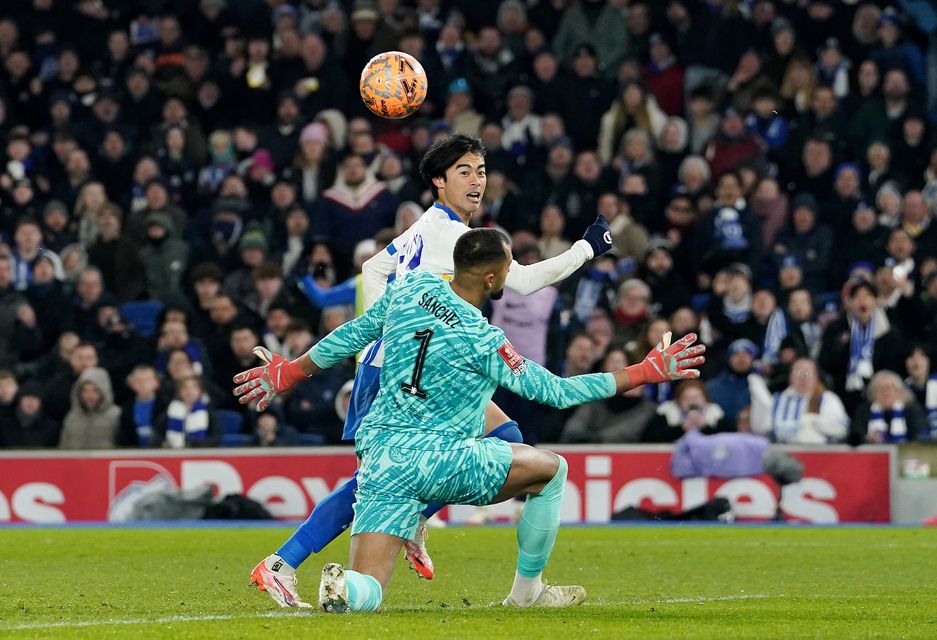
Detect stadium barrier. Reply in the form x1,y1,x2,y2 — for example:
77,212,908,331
0,445,894,524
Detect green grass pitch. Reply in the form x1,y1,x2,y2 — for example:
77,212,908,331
1,525,936,639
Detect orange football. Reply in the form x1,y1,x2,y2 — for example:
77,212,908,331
359,51,428,119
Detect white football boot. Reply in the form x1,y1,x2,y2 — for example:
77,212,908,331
502,583,587,608
319,563,350,613
249,555,312,608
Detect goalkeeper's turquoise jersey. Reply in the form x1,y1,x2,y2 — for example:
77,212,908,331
310,270,616,448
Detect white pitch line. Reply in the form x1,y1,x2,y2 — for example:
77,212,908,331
0,611,306,632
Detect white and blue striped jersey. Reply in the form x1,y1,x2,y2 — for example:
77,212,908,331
358,202,594,368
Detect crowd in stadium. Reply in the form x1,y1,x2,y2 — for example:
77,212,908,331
0,0,936,450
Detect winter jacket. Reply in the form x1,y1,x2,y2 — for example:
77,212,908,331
59,367,120,449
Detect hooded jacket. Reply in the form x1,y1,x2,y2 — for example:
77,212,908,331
59,367,120,449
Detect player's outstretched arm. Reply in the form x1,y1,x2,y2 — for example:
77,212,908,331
479,331,705,410
233,283,394,411
503,215,613,295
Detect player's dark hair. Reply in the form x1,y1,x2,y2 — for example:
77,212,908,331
453,228,509,271
419,133,486,199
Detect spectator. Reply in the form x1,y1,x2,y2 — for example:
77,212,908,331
601,192,649,264
442,77,484,138
685,87,720,156
695,171,763,279
491,244,557,367
551,0,628,79
850,369,928,444
253,411,300,447
850,68,913,153
749,356,848,444
0,380,60,448
704,263,756,345
824,163,864,234
611,279,651,350
59,366,119,450
706,338,756,423
641,239,689,319
0,370,18,424
904,346,937,437
153,374,221,448
598,80,667,166
703,107,764,180
0,254,41,370
561,348,656,443
87,204,146,302
642,33,684,117
116,365,167,448
40,200,78,254
772,195,834,295
832,202,889,285
312,152,398,277
536,205,572,260
819,279,907,413
642,380,732,443
556,44,614,152
283,319,351,442
869,8,926,88
554,150,615,239
139,212,190,302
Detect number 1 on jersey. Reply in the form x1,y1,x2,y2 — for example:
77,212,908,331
401,329,433,399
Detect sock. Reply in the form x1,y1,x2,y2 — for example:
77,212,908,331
345,570,383,612
509,572,544,606
275,473,358,568
421,421,524,520
264,554,295,575
515,455,568,580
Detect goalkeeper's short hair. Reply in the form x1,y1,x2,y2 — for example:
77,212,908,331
453,228,509,271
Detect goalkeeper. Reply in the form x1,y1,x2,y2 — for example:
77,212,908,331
234,228,705,612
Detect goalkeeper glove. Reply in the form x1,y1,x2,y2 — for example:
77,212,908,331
232,346,308,411
625,331,706,385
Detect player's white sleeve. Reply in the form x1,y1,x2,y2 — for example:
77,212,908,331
362,227,416,309
504,239,594,295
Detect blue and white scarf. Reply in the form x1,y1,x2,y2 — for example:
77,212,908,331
133,398,155,447
846,315,875,392
868,402,906,443
165,396,209,448
723,292,752,324
764,310,822,363
763,308,787,365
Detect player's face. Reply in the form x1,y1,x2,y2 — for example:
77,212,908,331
438,152,486,219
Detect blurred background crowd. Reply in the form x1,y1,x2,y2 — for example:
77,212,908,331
1,0,937,450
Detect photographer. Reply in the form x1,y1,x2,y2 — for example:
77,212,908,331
641,379,733,443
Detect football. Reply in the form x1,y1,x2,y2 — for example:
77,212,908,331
359,51,428,119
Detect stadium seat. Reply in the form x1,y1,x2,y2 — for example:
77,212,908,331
217,410,244,436
298,433,326,446
120,300,165,338
219,433,253,447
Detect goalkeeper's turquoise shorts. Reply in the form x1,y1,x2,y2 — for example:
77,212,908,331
351,429,514,540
